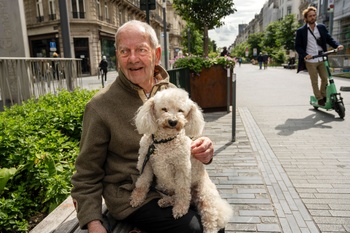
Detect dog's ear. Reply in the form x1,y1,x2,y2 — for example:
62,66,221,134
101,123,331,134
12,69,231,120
134,98,158,134
185,102,205,137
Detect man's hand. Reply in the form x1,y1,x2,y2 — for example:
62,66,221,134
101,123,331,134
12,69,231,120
304,54,312,60
338,45,344,51
191,137,214,164
87,220,107,233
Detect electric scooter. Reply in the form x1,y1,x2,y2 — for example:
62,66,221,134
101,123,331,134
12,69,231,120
309,48,346,119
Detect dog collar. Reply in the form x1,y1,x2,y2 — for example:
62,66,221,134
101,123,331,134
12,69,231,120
140,134,178,174
152,134,178,144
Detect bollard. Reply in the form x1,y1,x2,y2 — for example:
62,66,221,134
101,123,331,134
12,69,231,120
232,72,236,142
227,68,231,113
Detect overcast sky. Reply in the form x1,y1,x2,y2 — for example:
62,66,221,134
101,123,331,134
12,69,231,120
208,0,267,49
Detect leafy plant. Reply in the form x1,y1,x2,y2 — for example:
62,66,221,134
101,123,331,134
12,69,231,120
173,0,236,56
0,89,97,232
173,55,235,74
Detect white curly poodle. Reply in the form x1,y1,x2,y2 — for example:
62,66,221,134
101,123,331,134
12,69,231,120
130,88,233,233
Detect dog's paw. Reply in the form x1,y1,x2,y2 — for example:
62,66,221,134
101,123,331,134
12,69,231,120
130,189,146,207
172,205,189,219
158,196,174,208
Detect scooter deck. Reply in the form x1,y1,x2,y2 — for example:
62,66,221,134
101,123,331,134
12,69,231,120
310,96,332,109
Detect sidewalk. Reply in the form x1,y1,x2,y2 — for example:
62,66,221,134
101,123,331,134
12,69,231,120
204,109,318,233
79,71,118,90
204,64,350,233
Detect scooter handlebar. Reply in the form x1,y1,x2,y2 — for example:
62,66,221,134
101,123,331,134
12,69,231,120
311,48,338,59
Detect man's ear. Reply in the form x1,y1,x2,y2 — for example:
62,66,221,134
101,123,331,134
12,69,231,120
155,46,161,65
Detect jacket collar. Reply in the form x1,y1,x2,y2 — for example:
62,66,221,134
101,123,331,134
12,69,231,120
116,65,171,100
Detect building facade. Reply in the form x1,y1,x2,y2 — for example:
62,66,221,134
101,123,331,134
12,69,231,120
233,0,350,55
24,0,185,75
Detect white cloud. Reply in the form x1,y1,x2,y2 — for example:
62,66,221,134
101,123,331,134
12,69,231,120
209,0,267,49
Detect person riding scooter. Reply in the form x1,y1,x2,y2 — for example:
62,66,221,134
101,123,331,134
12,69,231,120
295,6,344,106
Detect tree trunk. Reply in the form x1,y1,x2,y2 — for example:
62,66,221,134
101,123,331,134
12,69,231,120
203,25,209,57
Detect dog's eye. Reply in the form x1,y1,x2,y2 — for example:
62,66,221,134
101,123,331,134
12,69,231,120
161,108,167,112
178,109,184,113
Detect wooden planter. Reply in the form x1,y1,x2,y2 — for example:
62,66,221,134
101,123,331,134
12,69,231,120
190,65,232,112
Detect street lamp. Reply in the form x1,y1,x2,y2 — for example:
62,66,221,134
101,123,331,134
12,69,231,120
163,0,168,69
140,0,156,24
58,0,72,58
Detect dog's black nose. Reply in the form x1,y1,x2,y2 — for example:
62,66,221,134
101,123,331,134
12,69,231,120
168,120,178,127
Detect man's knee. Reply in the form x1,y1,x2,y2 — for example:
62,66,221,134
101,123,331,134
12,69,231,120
186,215,203,233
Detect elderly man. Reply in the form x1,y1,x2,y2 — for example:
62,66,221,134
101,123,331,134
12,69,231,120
71,20,216,233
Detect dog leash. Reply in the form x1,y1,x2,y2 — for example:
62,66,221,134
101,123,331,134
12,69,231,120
140,134,178,174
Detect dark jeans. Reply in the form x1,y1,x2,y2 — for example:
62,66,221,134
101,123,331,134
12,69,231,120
125,199,225,233
101,69,107,81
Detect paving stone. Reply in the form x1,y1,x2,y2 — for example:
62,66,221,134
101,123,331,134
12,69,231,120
231,216,260,223
256,224,281,232
239,210,276,217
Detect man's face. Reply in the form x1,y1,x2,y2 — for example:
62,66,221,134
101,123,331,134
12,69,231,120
116,25,161,91
306,10,317,24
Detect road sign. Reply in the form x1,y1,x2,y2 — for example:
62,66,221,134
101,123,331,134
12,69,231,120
50,42,57,51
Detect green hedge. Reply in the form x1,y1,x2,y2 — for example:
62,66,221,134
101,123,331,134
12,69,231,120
0,89,97,232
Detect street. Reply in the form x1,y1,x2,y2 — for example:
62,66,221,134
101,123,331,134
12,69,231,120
232,64,350,232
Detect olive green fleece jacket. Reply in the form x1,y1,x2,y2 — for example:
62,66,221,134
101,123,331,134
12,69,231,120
71,65,175,229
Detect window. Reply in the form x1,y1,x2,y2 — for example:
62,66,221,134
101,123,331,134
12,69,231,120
119,11,123,25
287,6,292,15
36,0,44,22
48,0,56,20
96,0,102,20
104,2,109,22
72,0,85,18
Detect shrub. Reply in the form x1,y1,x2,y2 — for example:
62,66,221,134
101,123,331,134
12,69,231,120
173,55,235,74
0,89,97,232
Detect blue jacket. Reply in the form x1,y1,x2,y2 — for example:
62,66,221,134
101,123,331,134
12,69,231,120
295,23,339,73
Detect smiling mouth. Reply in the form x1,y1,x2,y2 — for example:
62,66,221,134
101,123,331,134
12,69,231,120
130,67,143,71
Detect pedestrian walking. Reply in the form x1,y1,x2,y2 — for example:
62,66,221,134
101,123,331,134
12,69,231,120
220,47,229,56
99,56,108,82
257,52,263,70
263,53,269,69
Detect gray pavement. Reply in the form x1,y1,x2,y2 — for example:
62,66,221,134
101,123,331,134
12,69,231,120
205,64,350,232
80,65,350,232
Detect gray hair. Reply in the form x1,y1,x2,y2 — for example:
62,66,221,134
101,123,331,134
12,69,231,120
115,20,159,49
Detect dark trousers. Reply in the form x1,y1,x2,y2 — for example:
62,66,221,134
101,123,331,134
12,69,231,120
101,69,107,81
125,199,225,233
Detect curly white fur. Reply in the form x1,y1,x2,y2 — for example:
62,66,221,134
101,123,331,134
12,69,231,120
130,88,233,233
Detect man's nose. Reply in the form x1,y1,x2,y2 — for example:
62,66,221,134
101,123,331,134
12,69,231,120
128,50,141,61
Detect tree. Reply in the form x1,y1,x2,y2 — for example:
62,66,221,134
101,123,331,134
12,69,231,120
181,23,204,55
277,14,299,51
173,0,236,57
247,32,264,59
263,21,281,51
231,41,249,58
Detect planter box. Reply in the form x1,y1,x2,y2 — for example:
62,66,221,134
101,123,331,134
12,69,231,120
190,65,232,112
168,65,233,112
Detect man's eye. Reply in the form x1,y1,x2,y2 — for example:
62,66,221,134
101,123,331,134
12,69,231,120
139,48,148,55
119,50,129,56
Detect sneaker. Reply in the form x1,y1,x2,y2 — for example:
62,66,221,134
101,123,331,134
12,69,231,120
323,97,327,102
318,99,325,106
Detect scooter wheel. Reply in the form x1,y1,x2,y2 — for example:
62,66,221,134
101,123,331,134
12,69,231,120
334,102,345,119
